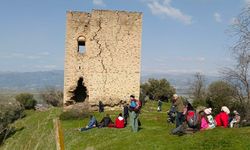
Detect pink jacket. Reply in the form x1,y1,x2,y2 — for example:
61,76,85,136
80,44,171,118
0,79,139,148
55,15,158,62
200,117,209,130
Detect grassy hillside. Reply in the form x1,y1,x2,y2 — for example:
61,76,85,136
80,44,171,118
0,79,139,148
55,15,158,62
1,101,250,150
1,108,61,150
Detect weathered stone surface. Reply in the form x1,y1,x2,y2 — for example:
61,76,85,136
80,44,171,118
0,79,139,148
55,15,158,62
64,10,142,110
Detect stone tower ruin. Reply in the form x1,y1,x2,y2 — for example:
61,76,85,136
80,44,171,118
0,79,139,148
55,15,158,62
64,10,142,109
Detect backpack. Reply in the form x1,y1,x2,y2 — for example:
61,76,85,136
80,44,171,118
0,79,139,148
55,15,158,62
135,100,142,110
130,100,137,109
186,110,198,128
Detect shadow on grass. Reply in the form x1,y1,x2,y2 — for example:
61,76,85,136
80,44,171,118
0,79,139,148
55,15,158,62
138,127,143,131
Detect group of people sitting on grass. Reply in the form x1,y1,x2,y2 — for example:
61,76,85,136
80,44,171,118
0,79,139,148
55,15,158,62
170,94,241,135
79,95,142,132
79,113,125,131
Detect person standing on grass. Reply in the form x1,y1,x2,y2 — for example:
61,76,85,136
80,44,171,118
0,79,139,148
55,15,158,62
123,103,129,126
172,94,185,128
157,99,162,112
129,95,140,132
99,101,104,113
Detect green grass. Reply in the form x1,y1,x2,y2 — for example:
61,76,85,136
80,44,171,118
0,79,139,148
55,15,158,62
1,101,250,150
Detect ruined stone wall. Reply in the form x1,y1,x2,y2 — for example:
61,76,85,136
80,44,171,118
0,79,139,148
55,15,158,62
64,10,142,109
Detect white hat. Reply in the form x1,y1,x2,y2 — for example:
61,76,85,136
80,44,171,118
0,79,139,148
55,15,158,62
233,110,239,115
173,94,178,98
204,108,212,115
221,106,230,114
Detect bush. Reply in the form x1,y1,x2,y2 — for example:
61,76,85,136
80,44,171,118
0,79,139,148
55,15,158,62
59,109,89,120
40,87,63,107
192,99,207,109
206,81,236,114
0,98,24,144
230,101,247,118
15,93,37,110
191,80,240,114
139,90,148,106
141,78,176,101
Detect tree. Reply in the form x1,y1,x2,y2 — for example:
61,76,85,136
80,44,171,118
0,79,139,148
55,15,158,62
0,98,24,144
140,78,176,101
206,81,236,114
40,87,63,107
189,72,206,107
15,93,37,110
222,5,250,118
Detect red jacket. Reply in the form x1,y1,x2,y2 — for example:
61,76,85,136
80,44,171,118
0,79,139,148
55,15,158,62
215,112,229,128
115,116,124,128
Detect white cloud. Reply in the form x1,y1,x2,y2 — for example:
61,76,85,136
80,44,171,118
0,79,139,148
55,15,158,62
1,52,25,59
196,57,206,62
0,52,50,60
92,0,106,6
146,0,192,25
214,12,222,23
26,55,41,59
142,67,204,74
177,56,206,62
35,65,58,69
38,52,50,56
166,69,204,74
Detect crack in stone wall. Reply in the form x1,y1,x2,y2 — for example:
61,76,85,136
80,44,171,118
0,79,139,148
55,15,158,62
116,11,122,43
90,18,102,58
105,42,113,63
89,11,108,93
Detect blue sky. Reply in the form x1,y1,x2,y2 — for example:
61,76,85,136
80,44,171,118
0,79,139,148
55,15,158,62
0,0,249,75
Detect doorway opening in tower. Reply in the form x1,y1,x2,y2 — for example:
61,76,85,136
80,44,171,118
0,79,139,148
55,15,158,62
70,77,88,102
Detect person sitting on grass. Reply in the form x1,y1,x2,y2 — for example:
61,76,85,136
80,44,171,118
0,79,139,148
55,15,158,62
200,111,208,130
230,110,241,128
185,104,199,130
99,114,114,128
200,108,216,130
205,108,216,129
115,113,125,128
79,115,97,131
171,103,200,135
215,106,230,128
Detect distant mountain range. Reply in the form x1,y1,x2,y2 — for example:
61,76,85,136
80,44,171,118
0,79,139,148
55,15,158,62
0,70,64,92
0,70,219,94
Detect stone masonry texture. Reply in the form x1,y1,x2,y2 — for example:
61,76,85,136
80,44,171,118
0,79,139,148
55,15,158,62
64,10,142,109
